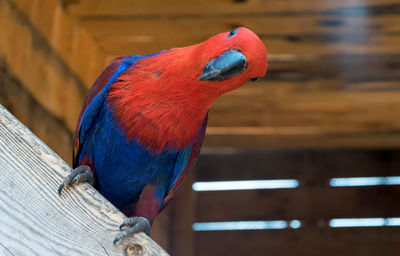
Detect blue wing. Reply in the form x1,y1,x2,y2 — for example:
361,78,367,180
73,54,159,167
160,114,208,209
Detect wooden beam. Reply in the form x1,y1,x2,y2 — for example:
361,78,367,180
266,54,400,83
195,149,400,222
208,86,400,127
79,14,400,55
202,132,400,149
196,149,400,181
65,0,400,17
0,104,168,255
0,58,73,161
196,187,400,221
167,175,197,256
195,227,400,256
0,0,87,132
13,0,108,88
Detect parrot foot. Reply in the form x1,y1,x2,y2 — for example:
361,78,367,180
113,217,151,244
58,165,93,195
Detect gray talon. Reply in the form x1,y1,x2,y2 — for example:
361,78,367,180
113,217,150,244
58,165,93,195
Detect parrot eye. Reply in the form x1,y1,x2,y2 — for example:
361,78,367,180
228,28,239,38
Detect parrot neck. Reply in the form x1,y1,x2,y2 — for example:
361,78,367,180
108,49,217,152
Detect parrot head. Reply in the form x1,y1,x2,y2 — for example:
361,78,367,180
193,27,267,94
129,27,267,99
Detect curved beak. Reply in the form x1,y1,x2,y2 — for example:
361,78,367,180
198,50,247,81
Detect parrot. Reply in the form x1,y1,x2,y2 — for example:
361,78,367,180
58,27,267,244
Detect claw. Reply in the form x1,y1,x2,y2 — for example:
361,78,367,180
58,165,93,195
113,217,150,244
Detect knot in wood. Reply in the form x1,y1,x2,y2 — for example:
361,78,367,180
124,243,143,256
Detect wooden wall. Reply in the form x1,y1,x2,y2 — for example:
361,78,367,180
190,149,400,256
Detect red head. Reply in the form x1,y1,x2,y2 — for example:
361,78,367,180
192,27,267,93
109,27,267,151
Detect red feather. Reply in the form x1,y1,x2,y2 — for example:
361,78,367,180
108,27,267,152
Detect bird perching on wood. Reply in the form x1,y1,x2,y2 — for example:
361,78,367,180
58,27,267,244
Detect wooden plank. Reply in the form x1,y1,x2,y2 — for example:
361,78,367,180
80,14,400,55
196,187,400,222
167,175,197,256
266,54,400,83
0,104,168,255
13,0,107,88
203,132,400,149
66,0,400,17
0,0,87,132
201,78,400,148
195,227,400,256
150,175,198,256
207,81,400,126
0,58,73,161
196,149,400,181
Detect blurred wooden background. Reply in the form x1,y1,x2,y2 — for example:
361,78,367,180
1,0,400,255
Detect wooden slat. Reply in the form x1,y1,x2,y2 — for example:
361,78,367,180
203,132,400,149
0,59,73,161
196,149,400,181
203,133,400,149
209,81,400,126
0,0,88,133
80,14,400,55
196,187,400,222
12,0,107,88
195,228,400,256
66,0,400,17
266,54,400,83
166,175,197,256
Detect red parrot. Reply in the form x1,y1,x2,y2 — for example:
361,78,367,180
59,27,267,243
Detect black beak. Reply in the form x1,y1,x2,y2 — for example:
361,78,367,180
198,50,247,81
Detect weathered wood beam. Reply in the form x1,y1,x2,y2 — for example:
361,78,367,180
0,104,168,256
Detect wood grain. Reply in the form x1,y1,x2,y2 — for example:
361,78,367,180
167,175,197,256
0,104,168,256
203,132,400,149
195,227,400,256
196,187,400,222
80,14,400,56
196,149,400,181
66,0,400,17
195,149,400,221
